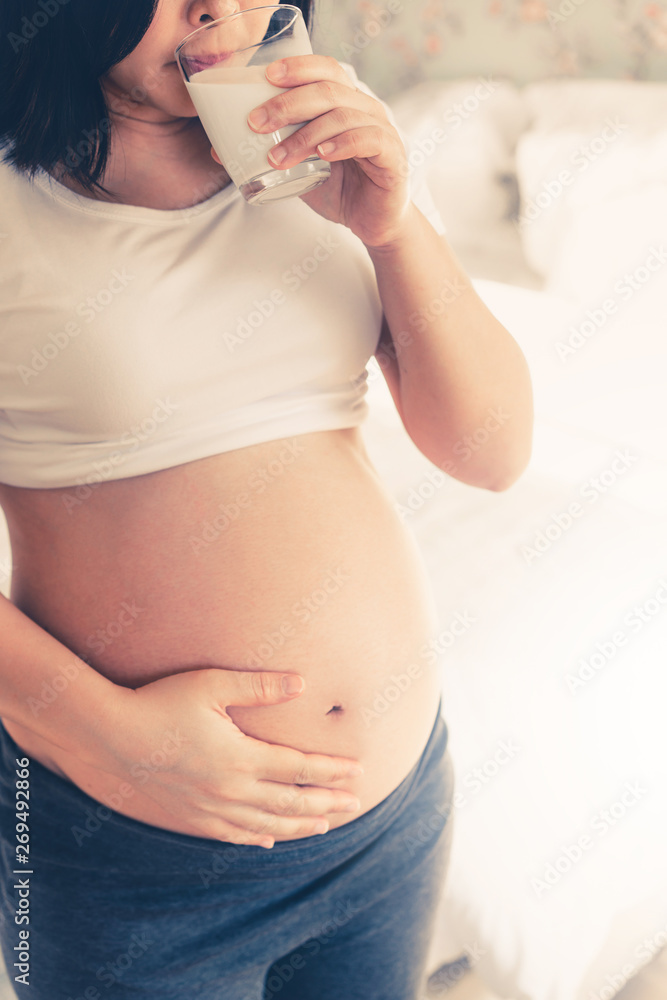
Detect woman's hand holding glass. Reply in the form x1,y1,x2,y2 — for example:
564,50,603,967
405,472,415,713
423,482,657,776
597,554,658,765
212,54,413,249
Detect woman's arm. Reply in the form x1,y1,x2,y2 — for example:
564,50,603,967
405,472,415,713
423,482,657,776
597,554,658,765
0,594,129,771
367,204,534,493
242,55,534,492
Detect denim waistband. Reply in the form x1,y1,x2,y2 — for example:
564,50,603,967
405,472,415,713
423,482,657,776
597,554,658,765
0,697,447,876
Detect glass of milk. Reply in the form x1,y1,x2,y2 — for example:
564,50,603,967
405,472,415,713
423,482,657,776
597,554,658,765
175,5,332,206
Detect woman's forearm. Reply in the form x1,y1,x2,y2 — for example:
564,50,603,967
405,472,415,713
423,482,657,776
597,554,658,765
0,594,129,771
366,203,534,492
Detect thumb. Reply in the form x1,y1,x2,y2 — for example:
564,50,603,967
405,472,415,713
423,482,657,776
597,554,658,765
221,669,304,707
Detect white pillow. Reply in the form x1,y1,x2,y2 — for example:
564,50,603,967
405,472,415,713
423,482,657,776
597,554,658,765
523,78,667,132
515,79,667,299
388,79,527,245
545,186,667,321
516,126,667,309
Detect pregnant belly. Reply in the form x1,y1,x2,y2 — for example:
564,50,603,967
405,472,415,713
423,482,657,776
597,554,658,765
1,428,444,838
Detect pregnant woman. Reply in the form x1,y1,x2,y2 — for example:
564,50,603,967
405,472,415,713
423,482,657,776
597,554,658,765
0,1,533,997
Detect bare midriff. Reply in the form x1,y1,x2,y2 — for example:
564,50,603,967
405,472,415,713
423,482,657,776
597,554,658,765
0,427,443,840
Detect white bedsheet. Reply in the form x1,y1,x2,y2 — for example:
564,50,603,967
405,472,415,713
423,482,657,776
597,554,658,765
360,278,667,1000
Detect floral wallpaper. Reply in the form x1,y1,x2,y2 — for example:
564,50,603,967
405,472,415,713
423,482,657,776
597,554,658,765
313,0,667,99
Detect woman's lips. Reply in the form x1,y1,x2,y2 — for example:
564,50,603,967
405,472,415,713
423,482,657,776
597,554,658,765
192,53,229,65
185,53,233,74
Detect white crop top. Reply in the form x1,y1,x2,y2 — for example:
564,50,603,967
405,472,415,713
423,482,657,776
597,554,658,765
0,64,445,489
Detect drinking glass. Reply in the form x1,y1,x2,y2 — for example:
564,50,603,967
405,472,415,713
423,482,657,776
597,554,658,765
175,5,332,205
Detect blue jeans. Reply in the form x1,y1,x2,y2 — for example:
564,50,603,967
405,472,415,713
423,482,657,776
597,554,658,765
0,700,454,1000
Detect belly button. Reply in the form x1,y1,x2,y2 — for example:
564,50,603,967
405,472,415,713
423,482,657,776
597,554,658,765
326,704,344,715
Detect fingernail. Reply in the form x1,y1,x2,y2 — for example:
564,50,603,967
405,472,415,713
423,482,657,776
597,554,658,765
348,765,364,776
317,141,336,156
282,675,303,695
269,145,287,165
267,60,287,80
247,106,268,129
343,799,361,812
314,820,329,834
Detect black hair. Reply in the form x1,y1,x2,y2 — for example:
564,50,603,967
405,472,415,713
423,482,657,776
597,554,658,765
0,0,314,196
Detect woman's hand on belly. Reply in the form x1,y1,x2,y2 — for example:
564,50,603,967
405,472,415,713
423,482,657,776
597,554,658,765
1,429,441,842
70,666,365,848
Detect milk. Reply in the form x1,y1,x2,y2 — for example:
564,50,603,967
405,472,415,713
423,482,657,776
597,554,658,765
186,64,305,188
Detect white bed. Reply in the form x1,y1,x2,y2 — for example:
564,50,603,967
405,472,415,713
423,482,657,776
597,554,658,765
360,279,667,1000
371,76,667,1000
